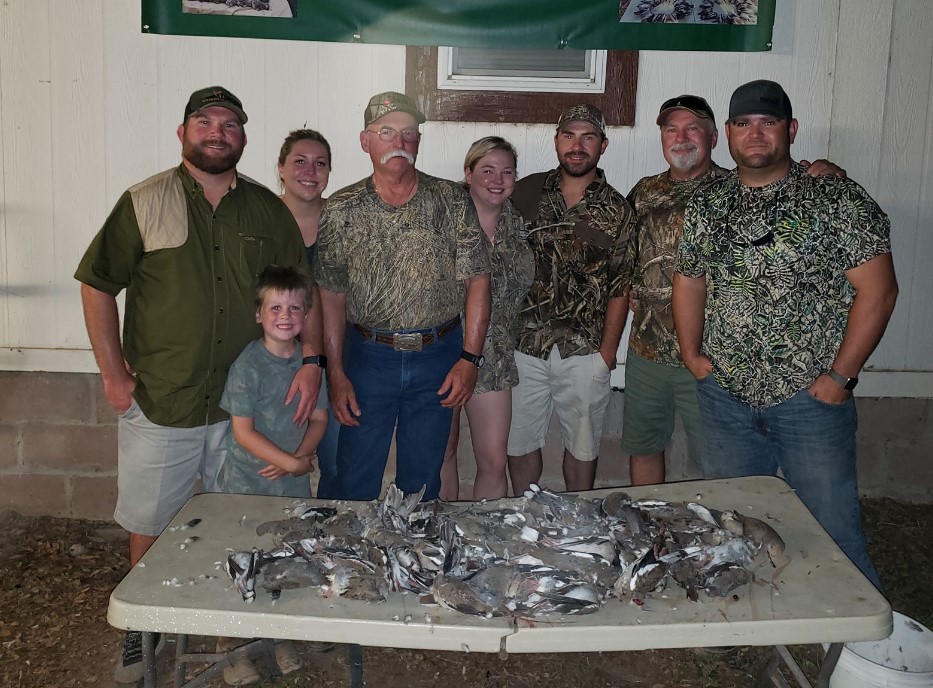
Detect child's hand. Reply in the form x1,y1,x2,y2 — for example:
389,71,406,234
258,464,289,480
292,452,317,477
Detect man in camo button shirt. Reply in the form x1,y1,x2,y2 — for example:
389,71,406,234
313,91,490,501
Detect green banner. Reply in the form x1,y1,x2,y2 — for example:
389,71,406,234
144,1,775,52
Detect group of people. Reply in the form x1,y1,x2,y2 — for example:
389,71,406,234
76,80,897,685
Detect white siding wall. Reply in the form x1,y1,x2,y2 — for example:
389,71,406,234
0,0,930,395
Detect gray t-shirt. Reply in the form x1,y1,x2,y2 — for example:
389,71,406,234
218,339,311,498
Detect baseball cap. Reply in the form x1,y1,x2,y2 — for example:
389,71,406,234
656,95,716,126
184,86,248,124
556,104,606,136
728,80,793,121
363,91,427,128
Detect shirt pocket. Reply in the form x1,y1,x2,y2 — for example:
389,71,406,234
237,231,276,279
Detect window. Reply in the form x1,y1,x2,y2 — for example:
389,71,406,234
438,48,607,93
406,47,638,125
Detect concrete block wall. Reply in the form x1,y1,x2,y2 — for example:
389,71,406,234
0,372,930,522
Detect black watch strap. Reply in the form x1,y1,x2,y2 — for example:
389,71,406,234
460,350,485,368
302,355,327,369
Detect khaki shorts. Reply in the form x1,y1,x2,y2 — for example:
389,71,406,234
507,347,611,461
114,401,228,536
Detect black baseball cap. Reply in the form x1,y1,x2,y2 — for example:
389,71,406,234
656,95,716,126
728,80,792,121
184,86,248,124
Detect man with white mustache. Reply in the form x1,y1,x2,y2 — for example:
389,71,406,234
314,91,491,502
624,95,847,487
507,104,637,495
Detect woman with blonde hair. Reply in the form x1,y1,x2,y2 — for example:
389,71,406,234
439,136,534,500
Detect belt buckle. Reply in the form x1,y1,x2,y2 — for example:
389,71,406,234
392,332,423,352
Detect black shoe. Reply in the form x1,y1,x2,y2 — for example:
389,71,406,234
114,630,165,684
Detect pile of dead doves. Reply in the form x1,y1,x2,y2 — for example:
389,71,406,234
223,484,786,618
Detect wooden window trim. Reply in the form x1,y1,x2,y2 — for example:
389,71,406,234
406,47,638,126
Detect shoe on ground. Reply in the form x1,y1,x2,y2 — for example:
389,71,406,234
274,640,303,675
216,637,261,687
114,630,166,684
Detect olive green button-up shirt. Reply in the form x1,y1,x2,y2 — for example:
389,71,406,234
75,164,307,427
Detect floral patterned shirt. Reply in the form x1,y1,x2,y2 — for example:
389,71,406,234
676,162,891,406
475,201,535,393
627,164,729,366
515,168,637,358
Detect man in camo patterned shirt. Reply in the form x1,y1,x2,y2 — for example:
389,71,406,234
623,95,729,486
673,80,898,589
314,92,490,501
507,104,636,494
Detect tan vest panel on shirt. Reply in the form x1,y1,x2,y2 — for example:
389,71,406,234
129,169,188,252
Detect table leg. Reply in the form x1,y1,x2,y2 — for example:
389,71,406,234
174,634,189,688
142,631,158,688
817,643,843,688
348,644,363,688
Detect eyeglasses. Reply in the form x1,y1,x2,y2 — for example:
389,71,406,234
365,127,421,143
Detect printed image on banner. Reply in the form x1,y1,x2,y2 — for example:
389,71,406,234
619,0,758,25
182,0,297,18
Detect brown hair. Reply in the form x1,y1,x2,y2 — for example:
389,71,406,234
255,264,314,311
278,129,332,172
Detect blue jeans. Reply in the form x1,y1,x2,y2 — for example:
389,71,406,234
335,321,461,501
315,404,340,499
696,375,881,590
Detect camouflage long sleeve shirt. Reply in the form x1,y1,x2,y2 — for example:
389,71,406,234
313,171,489,330
515,168,637,359
676,162,891,407
475,200,535,394
626,165,728,366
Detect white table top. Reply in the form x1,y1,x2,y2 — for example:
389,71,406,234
108,476,892,653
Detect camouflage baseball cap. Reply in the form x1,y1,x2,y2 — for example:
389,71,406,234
363,91,426,128
184,86,248,124
556,104,606,136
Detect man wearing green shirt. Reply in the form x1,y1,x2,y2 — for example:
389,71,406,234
75,86,320,683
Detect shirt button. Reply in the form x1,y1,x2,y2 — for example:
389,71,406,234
219,308,224,313
216,339,222,344
217,277,223,282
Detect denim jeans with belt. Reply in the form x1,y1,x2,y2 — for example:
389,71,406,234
696,374,882,591
335,321,462,501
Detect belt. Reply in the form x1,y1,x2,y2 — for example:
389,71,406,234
353,315,460,352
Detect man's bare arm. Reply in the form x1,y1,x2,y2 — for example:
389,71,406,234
80,283,135,414
598,295,629,370
809,252,898,403
672,272,713,379
285,284,324,425
320,287,360,426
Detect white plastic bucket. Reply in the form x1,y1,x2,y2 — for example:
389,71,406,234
829,612,933,687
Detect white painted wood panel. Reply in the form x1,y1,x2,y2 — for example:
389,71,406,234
0,0,931,396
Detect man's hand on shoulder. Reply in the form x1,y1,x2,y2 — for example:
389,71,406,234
801,159,847,179
286,364,322,425
437,359,478,408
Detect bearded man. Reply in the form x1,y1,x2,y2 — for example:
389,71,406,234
76,86,318,682
507,104,637,494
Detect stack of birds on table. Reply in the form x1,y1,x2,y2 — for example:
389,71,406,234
223,483,786,617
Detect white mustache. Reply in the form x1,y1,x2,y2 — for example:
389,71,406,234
670,144,697,153
381,150,415,165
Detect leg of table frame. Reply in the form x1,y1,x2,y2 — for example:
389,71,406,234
142,631,158,688
174,634,189,688
817,643,843,688
348,643,363,688
756,647,783,688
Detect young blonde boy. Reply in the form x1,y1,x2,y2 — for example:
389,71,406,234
218,264,327,498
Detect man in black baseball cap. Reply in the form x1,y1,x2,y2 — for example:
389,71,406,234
184,85,248,124
727,79,792,122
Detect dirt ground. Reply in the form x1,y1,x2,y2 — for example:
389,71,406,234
0,498,930,688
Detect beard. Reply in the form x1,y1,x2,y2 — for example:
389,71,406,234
558,152,598,177
667,144,700,171
182,139,244,175
380,149,415,165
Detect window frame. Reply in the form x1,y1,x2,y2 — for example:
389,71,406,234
406,47,638,126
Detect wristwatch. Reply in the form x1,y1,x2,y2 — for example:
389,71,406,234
828,368,858,390
460,350,485,368
302,355,327,369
